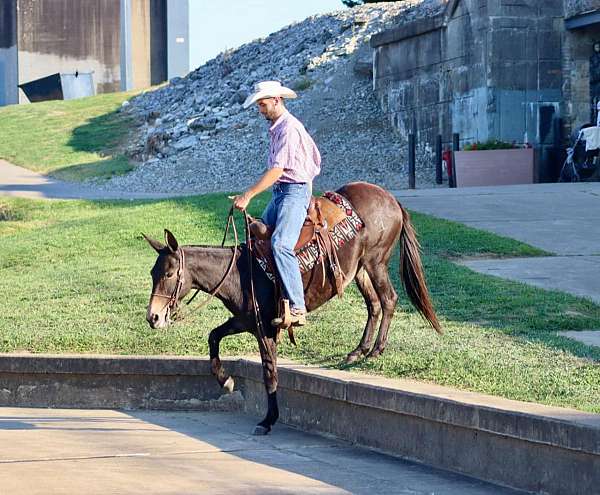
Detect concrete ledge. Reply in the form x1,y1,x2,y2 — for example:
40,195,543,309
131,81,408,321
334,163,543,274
0,354,598,494
370,14,444,48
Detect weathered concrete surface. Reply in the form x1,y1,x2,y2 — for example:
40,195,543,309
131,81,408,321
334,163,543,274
0,407,520,495
0,354,597,494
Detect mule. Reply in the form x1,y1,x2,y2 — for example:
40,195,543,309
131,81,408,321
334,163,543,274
144,182,441,434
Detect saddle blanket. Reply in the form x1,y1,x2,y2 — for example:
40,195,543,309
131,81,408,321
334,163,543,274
255,191,364,282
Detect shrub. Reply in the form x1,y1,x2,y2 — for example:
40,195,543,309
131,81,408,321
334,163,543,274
463,140,518,151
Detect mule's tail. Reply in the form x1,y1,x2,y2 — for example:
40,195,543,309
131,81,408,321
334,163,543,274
398,204,443,334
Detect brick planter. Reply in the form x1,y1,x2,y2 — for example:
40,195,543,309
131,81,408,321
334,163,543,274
454,148,534,187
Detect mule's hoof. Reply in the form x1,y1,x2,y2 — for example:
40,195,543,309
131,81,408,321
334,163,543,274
252,425,271,436
367,349,382,359
222,376,235,394
345,352,362,364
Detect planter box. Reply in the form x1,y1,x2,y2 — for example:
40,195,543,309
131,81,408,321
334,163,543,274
454,148,534,187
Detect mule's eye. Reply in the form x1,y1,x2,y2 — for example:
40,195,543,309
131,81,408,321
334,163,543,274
166,272,174,278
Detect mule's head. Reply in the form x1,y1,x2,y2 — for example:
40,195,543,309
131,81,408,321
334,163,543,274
143,229,190,329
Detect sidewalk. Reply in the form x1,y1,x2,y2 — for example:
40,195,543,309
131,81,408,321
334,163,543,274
0,407,519,495
0,159,185,200
394,182,600,346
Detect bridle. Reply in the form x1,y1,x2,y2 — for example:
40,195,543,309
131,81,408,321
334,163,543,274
150,245,186,322
150,206,240,323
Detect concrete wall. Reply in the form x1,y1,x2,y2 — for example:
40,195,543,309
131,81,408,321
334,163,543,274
372,0,565,179
0,0,18,106
167,0,189,79
2,0,169,104
1,354,598,495
17,0,122,99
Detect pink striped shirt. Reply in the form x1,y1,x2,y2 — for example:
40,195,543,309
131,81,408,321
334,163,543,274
267,111,321,184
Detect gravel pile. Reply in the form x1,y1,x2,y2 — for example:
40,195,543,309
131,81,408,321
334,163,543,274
94,0,447,195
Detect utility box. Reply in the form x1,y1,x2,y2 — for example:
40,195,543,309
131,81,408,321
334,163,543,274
18,72,95,103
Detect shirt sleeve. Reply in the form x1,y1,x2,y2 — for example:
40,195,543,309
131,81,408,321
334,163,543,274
269,128,301,170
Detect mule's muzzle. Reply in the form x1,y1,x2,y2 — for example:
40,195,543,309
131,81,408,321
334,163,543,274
146,303,170,329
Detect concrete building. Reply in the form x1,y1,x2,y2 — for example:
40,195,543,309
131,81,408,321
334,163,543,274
0,0,190,106
371,0,600,181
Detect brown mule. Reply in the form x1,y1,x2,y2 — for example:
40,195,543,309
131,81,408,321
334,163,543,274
144,182,442,435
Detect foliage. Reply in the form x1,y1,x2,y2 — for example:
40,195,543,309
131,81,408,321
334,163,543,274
462,140,520,151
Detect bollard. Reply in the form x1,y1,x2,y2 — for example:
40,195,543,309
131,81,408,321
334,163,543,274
408,133,416,189
451,133,459,188
435,135,443,184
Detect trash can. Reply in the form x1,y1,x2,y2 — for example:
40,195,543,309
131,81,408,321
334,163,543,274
18,72,95,103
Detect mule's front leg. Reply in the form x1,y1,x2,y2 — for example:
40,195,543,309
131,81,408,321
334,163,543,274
254,335,279,435
209,318,248,393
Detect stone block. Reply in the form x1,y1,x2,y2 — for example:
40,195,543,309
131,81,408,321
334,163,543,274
539,60,563,89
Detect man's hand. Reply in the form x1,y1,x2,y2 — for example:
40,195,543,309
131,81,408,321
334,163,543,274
233,192,251,211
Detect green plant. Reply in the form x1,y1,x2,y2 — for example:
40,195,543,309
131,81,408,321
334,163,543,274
292,77,313,91
463,140,518,151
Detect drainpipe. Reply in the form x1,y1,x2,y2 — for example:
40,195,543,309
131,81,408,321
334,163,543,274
120,0,133,91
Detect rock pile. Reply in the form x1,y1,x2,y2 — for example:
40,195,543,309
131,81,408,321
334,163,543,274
98,0,447,195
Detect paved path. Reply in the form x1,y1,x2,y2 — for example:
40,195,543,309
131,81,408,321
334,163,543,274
0,159,185,200
394,182,600,347
0,408,519,495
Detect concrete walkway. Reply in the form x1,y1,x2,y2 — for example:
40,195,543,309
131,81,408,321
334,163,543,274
0,407,519,495
394,182,600,347
0,159,185,200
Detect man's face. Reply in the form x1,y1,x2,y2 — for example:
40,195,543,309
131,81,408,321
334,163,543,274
257,97,280,121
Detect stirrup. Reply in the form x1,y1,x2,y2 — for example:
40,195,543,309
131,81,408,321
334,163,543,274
271,299,292,328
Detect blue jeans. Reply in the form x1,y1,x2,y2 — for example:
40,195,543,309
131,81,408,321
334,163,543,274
262,182,311,311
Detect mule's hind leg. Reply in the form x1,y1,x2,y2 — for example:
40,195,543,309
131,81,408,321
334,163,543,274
364,263,398,359
346,267,382,364
209,317,249,392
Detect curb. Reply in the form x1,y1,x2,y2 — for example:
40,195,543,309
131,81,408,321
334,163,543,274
0,353,597,494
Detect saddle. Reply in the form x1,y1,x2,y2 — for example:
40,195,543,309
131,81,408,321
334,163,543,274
249,196,348,334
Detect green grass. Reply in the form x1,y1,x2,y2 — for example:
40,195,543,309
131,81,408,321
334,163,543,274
0,91,140,182
0,194,599,413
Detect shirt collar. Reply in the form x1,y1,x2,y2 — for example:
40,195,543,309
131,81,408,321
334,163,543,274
269,110,290,133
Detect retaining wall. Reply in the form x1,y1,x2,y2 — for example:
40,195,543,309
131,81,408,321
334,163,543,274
0,354,598,495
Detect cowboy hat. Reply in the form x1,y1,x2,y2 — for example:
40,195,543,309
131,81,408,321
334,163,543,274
242,80,297,109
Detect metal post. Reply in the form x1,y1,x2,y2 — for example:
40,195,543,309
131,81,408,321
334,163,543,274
120,0,133,91
451,133,460,188
408,133,416,189
435,135,443,184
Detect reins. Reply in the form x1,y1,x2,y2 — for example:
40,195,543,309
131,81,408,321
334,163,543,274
160,206,240,322
153,204,272,361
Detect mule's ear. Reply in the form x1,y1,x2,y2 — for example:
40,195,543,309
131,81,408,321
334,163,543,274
164,229,179,253
142,233,165,253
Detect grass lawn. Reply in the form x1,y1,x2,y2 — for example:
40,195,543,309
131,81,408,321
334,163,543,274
0,194,599,413
0,91,139,182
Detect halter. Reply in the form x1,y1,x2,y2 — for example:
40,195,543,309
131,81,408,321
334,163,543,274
151,246,186,322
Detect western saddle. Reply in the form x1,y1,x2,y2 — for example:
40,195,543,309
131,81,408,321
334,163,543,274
249,196,347,333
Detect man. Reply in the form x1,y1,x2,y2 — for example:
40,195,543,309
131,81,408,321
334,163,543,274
233,80,322,326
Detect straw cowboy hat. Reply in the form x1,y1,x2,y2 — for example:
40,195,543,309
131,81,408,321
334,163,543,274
243,80,297,109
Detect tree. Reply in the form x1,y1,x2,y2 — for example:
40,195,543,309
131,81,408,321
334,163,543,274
342,0,398,6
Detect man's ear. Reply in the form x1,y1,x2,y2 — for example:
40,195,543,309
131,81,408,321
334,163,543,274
164,229,179,253
142,233,165,253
